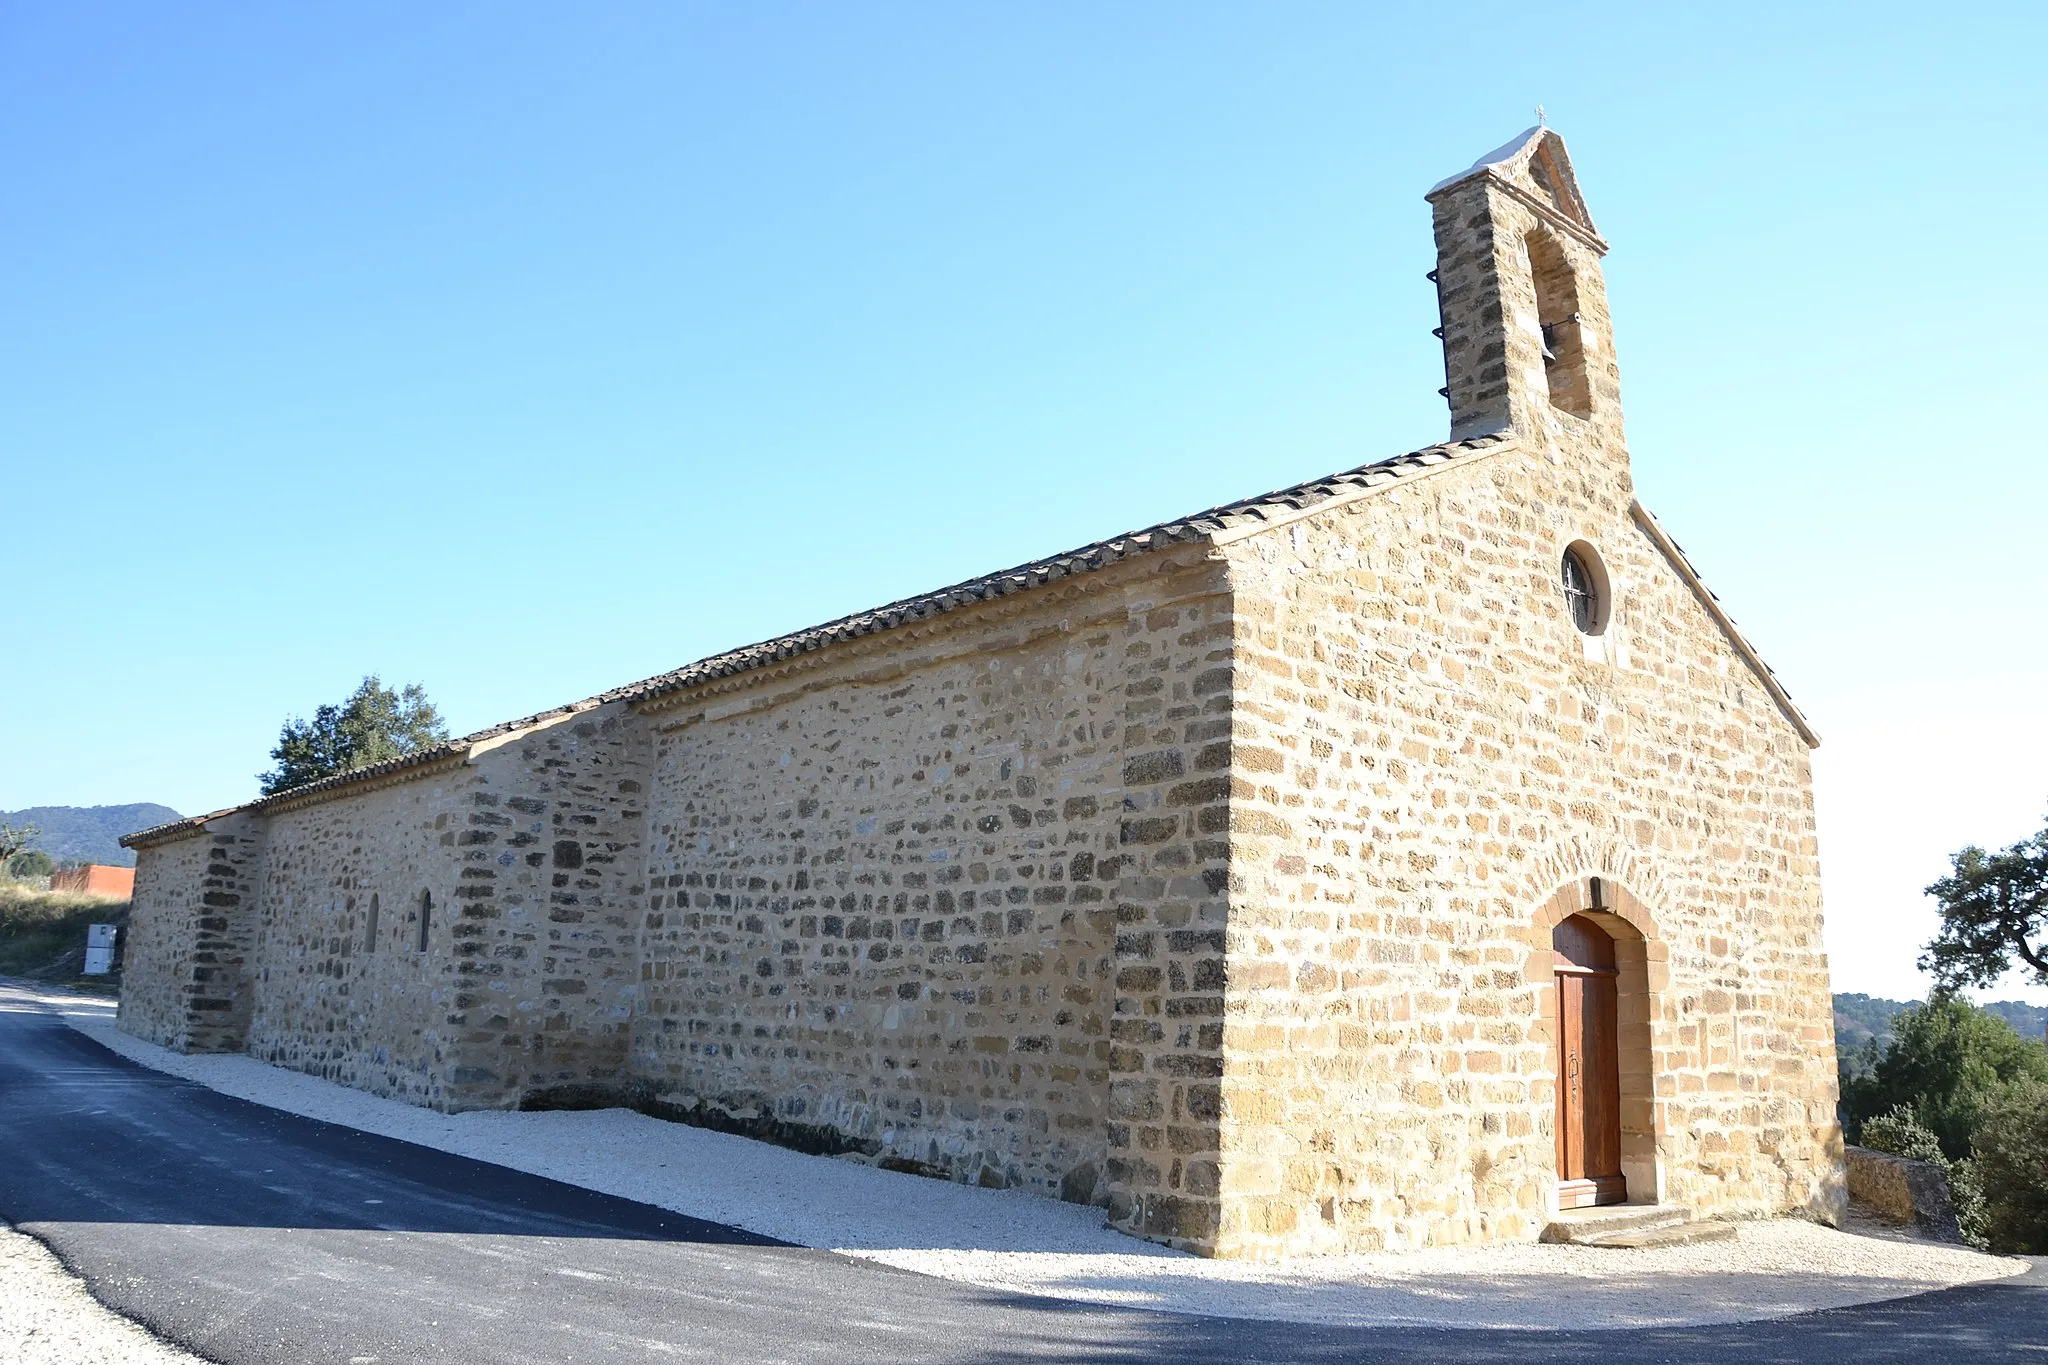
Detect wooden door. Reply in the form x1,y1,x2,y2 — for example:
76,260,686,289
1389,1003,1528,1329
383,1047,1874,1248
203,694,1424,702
1553,914,1624,1207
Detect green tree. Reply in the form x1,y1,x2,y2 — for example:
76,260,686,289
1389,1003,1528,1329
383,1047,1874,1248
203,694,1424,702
1923,811,2048,991
0,823,39,867
1843,994,2048,1158
1974,1076,2048,1253
258,677,450,796
7,849,55,879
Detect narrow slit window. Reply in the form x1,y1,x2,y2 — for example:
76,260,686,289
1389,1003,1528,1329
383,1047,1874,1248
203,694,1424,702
417,889,432,953
365,893,380,952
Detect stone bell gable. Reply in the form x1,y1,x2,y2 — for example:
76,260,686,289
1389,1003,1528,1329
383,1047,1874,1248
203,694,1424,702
121,127,1843,1260
1428,125,1626,452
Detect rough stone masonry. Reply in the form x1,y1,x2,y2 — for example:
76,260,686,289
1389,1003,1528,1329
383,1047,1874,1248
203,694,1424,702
120,127,1846,1259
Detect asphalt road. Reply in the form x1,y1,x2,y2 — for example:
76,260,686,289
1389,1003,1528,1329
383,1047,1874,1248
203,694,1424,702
2,986,2045,1364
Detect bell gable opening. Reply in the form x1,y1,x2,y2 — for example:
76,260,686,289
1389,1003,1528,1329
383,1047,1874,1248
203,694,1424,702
1526,229,1593,419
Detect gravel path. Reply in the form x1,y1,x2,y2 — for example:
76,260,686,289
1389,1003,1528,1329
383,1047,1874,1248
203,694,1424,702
1,1222,207,1364
34,989,2030,1331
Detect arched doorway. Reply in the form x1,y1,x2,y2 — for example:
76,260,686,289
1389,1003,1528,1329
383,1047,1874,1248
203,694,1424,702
1553,913,1625,1207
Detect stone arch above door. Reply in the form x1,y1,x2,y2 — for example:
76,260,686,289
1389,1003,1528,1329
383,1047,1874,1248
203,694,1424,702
1517,837,1677,930
1524,875,1669,1208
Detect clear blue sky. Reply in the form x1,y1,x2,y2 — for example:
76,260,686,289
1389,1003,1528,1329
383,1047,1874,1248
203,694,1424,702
5,3,2044,1001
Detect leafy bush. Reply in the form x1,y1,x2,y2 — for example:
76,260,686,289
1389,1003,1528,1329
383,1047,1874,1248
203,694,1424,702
1974,1077,2048,1254
1861,1103,1945,1163
1949,1156,1989,1250
1860,1102,1989,1248
1840,994,2048,1158
7,849,55,879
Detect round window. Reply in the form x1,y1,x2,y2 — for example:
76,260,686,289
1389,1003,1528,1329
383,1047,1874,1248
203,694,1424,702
1560,545,1604,635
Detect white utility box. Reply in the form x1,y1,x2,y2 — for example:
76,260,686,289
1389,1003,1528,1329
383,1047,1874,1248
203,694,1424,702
84,923,118,975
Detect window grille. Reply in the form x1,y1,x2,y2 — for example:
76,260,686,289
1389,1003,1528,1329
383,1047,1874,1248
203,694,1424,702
1562,548,1599,634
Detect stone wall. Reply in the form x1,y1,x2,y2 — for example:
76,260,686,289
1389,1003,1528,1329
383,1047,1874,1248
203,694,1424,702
240,761,479,1107
122,544,1238,1204
444,706,651,1110
1212,440,1840,1257
125,708,654,1112
626,547,1233,1214
119,815,265,1053
1101,563,1241,1248
1845,1145,1963,1242
117,828,214,1048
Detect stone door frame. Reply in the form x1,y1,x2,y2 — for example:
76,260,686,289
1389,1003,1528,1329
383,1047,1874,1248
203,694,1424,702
1527,876,1668,1209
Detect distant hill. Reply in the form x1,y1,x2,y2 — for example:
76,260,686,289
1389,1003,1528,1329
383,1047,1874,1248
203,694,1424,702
1834,992,1916,1054
1985,999,2048,1043
1834,992,2048,1056
1,805,182,868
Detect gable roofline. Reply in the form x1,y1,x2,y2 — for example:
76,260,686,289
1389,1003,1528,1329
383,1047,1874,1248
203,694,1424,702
1427,125,1552,195
1426,125,1607,254
120,747,484,849
121,434,1511,850
1629,501,1819,748
121,809,234,849
613,432,1512,710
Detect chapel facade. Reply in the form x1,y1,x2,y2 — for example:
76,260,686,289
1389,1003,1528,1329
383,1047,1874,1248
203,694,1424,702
120,128,1847,1258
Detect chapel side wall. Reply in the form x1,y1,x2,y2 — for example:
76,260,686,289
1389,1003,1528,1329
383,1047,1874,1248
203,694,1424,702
118,815,267,1053
242,769,483,1107
235,705,651,1112
118,833,215,1048
446,705,651,1110
1217,448,1838,1257
627,552,1233,1204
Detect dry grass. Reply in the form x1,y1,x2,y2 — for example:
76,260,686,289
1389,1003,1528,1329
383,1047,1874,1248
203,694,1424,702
0,883,129,981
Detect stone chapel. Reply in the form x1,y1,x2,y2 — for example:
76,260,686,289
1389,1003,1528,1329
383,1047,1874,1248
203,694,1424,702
120,127,1846,1258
